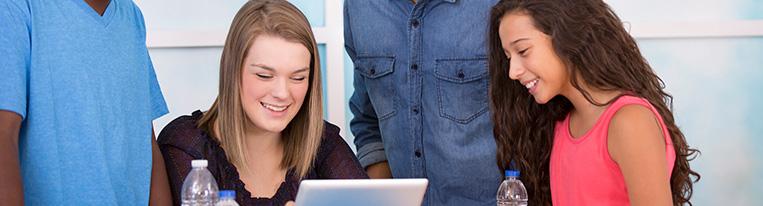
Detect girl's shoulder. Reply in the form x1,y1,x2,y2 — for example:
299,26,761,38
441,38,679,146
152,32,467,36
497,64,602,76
315,121,346,158
585,95,670,149
602,95,660,126
313,121,369,179
157,110,216,157
319,121,342,145
606,95,672,156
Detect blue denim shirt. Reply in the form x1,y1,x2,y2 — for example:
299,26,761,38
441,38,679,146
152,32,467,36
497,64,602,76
344,0,501,205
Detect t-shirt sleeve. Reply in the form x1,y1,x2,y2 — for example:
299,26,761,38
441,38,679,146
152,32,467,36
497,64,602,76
147,57,169,120
133,4,169,120
0,0,30,119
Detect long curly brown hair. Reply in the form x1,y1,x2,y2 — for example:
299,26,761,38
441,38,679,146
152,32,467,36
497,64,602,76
488,0,700,205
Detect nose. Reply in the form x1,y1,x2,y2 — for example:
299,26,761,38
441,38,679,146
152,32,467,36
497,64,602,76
508,58,524,80
270,77,290,100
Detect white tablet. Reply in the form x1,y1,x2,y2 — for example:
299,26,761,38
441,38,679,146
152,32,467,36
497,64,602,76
295,178,428,206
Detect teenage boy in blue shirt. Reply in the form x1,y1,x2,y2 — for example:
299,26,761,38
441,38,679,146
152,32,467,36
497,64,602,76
0,0,171,204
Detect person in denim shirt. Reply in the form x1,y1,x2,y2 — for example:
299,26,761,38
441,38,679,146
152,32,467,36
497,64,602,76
344,0,501,205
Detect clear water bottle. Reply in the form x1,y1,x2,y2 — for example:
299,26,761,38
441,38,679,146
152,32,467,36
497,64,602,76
181,159,219,206
496,170,528,206
215,190,239,206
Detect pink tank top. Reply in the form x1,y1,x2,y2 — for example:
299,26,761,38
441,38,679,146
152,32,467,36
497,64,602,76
550,95,676,206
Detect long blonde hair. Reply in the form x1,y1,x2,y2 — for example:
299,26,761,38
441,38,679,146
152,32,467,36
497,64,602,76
198,0,323,179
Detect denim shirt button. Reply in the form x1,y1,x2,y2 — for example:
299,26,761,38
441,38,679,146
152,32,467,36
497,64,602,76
457,71,465,78
411,19,419,28
414,150,422,157
411,64,418,71
412,108,419,114
369,68,376,75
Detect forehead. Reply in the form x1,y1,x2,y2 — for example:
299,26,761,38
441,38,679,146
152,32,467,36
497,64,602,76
246,34,311,71
498,12,543,45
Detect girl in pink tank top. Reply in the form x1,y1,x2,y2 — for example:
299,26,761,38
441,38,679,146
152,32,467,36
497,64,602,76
486,0,700,205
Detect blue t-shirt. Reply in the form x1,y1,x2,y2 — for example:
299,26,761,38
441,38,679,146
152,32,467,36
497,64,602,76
0,0,168,205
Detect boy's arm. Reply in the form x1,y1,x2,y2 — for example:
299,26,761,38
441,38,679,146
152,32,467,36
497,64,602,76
344,0,391,178
149,128,172,206
0,111,23,206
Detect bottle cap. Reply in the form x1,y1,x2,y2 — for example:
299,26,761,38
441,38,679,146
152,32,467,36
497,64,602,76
505,170,520,177
219,190,236,198
191,159,208,168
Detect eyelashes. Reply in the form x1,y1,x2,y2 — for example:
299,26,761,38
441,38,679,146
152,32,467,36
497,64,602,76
505,47,530,60
256,73,273,79
291,76,306,81
518,48,529,56
255,73,306,82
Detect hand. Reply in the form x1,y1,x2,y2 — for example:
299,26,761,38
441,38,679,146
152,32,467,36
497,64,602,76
285,201,295,206
365,161,392,179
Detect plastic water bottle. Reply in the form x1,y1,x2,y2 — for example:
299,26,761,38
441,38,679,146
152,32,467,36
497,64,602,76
181,159,219,206
215,190,239,206
496,170,528,206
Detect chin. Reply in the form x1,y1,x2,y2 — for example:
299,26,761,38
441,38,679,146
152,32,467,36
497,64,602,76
533,95,551,104
249,117,289,133
263,122,290,133
272,115,299,132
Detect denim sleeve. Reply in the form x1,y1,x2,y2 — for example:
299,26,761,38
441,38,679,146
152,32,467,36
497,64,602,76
344,0,387,168
0,0,30,119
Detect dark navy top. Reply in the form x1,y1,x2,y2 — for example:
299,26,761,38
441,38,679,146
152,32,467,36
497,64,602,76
158,111,368,205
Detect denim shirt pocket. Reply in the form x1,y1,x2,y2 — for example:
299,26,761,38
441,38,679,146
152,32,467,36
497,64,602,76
355,56,398,120
434,58,489,124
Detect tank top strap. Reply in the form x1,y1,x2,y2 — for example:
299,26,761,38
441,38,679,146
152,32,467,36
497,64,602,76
598,95,655,127
599,95,673,146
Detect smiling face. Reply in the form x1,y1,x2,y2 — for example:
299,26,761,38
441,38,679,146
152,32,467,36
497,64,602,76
498,11,573,104
240,34,311,135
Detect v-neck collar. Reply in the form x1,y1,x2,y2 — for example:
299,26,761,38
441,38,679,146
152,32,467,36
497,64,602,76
72,0,117,28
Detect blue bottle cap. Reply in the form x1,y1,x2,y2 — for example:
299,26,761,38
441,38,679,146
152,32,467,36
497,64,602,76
505,170,520,177
219,190,236,198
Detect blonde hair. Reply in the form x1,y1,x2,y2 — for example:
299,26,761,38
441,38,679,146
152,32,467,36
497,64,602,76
198,0,323,178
